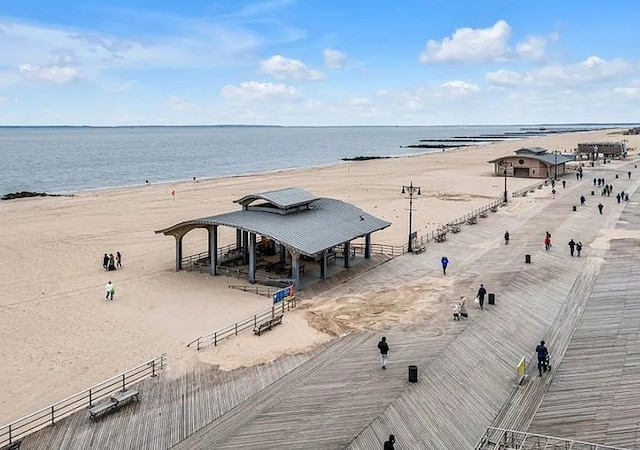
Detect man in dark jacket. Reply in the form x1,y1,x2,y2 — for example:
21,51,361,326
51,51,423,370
477,284,487,310
536,341,549,376
383,434,396,450
378,337,389,369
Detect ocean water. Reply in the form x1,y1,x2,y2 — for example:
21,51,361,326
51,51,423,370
0,125,615,196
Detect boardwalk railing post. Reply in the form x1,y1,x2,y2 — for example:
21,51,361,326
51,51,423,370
89,389,93,406
9,424,12,444
214,332,217,347
50,406,54,425
151,360,156,377
122,374,126,391
235,323,238,336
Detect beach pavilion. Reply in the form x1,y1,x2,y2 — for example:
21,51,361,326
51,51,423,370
489,147,575,179
155,187,392,289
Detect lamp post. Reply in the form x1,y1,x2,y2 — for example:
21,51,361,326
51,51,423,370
401,182,421,253
500,161,511,203
554,150,559,180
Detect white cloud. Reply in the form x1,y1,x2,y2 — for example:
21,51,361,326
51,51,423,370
19,63,83,83
613,87,640,97
441,80,480,94
515,36,547,61
487,56,636,88
169,96,198,111
259,55,325,80
347,97,372,106
323,48,347,69
221,81,298,100
420,20,512,63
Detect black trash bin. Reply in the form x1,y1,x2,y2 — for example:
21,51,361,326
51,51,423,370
525,254,531,264
488,293,495,305
591,190,595,195
572,205,577,211
408,365,418,382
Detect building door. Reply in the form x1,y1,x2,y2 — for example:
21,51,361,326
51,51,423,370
514,167,530,177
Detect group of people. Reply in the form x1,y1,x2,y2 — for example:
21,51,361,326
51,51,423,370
102,252,123,271
567,239,583,257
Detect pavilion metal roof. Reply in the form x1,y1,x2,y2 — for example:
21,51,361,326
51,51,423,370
488,154,575,165
234,187,318,209
155,196,392,257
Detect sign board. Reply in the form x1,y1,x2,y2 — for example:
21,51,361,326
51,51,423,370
517,357,527,384
410,231,418,241
273,285,295,305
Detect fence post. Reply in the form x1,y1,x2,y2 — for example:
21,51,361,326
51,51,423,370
9,424,12,444
235,322,238,336
122,373,126,391
272,306,275,318
214,332,217,347
51,406,55,425
89,389,93,406
281,301,285,314
151,360,156,377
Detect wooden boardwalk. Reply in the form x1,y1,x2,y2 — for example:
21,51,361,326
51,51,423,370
15,159,640,450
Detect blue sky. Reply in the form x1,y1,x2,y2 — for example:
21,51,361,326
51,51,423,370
1,0,640,126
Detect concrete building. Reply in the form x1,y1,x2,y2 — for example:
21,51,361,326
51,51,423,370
576,142,627,160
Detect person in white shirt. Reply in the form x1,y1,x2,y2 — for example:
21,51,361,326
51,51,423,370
105,281,115,301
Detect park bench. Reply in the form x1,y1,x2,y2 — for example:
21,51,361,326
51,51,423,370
466,216,477,225
88,389,140,421
479,212,488,218
448,224,461,233
253,314,284,336
434,233,446,243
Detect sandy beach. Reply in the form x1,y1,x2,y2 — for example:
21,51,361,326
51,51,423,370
0,128,637,424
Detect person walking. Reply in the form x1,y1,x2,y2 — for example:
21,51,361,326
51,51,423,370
459,296,468,319
108,253,116,271
440,256,449,275
598,203,604,214
116,251,123,269
580,195,585,206
103,253,109,270
377,337,389,369
562,180,566,188
568,239,576,257
383,434,396,450
504,231,510,245
576,241,583,257
105,281,115,301
476,284,487,310
544,233,552,251
536,341,549,376
628,171,632,179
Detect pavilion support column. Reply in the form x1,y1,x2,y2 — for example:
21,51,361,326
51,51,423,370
208,225,218,276
344,242,351,269
242,231,249,264
236,229,242,251
249,233,256,284
175,235,183,272
365,234,372,259
320,250,327,280
279,244,286,265
290,250,300,289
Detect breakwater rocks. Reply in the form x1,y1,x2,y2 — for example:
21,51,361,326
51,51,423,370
342,156,393,161
1,191,69,201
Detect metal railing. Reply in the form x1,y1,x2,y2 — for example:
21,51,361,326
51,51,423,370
511,179,550,198
187,297,298,351
228,284,281,297
475,427,630,450
0,354,166,448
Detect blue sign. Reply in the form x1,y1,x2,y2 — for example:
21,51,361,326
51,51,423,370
273,285,295,305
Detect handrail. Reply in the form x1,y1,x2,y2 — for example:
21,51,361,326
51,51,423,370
228,284,280,297
187,297,298,350
475,426,629,450
512,179,550,198
0,353,166,448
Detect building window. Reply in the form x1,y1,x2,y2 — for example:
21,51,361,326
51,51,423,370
519,159,525,165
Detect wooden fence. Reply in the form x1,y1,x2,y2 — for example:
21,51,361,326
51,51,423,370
0,354,166,448
511,179,550,198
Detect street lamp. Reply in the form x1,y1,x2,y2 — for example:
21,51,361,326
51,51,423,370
401,182,421,253
552,150,561,180
500,161,511,204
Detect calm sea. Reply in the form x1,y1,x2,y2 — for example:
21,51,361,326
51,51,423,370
0,125,617,196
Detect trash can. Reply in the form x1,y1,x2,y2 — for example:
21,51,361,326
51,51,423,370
525,254,531,264
408,365,418,382
488,293,495,305
591,190,595,196
572,205,577,211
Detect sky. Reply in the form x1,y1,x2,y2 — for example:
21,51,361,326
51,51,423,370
1,0,640,126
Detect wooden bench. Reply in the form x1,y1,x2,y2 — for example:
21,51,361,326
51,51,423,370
253,314,284,336
449,224,461,233
466,216,477,225
88,389,140,421
434,233,447,243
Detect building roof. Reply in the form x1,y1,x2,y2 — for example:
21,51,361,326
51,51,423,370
155,189,392,257
235,187,318,209
489,146,575,165
514,146,548,155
